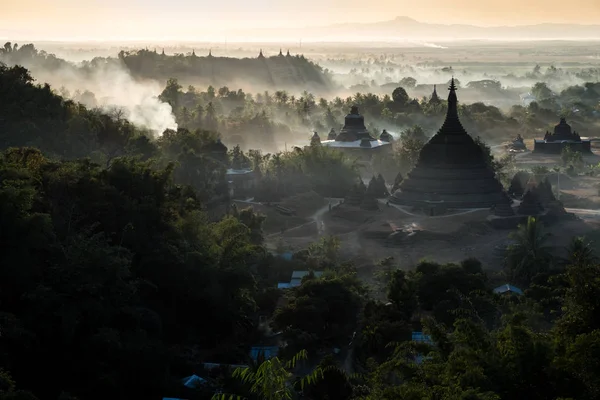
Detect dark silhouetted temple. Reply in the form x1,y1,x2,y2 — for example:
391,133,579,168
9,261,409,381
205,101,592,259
533,118,591,154
391,79,509,209
321,106,391,161
334,106,376,142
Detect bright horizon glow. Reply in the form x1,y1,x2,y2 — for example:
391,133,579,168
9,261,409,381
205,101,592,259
2,0,600,41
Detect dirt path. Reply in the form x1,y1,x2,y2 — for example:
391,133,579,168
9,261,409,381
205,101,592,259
382,199,487,219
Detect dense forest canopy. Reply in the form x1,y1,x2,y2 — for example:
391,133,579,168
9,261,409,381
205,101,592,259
1,46,600,400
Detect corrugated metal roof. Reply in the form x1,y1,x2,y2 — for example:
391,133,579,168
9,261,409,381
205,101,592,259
250,346,279,361
493,284,524,295
277,282,293,289
181,374,206,388
412,332,433,344
226,168,254,175
291,270,324,279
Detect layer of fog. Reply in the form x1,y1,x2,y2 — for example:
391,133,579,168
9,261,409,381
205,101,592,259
1,53,177,135
3,41,599,147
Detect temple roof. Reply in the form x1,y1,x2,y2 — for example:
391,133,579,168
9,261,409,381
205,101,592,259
555,117,572,134
334,106,376,142
430,84,440,103
379,129,394,142
205,138,228,153
391,78,509,209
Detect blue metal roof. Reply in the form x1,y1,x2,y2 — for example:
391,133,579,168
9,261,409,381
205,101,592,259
412,332,433,345
250,346,279,361
493,284,524,295
291,270,324,279
181,374,206,388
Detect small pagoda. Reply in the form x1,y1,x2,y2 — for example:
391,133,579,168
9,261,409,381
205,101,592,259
327,128,337,140
321,106,392,162
379,129,394,142
391,79,510,209
533,118,591,154
430,85,440,104
518,189,544,216
310,132,321,146
344,181,367,206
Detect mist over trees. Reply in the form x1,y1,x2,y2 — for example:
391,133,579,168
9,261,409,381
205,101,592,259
2,39,600,400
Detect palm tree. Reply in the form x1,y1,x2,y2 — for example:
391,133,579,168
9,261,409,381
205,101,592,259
213,350,324,400
565,236,597,267
506,217,553,285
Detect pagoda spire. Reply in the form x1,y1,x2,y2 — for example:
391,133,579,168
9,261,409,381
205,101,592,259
446,77,459,120
430,84,440,103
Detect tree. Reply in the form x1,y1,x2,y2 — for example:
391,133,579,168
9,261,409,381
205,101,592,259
214,350,325,400
399,77,417,88
532,82,554,101
506,217,553,285
387,270,417,319
158,78,182,109
273,273,364,354
467,80,502,91
391,87,409,106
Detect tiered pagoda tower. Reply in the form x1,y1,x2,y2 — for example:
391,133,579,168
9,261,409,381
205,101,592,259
334,106,375,142
391,79,509,209
534,117,591,154
379,129,393,142
430,84,440,104
320,106,392,162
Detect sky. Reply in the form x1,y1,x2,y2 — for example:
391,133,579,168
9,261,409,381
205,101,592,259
2,0,600,40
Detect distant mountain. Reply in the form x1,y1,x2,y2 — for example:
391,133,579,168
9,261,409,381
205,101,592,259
224,16,600,41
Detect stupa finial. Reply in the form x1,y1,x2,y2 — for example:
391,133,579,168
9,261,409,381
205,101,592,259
449,77,457,91
446,77,459,120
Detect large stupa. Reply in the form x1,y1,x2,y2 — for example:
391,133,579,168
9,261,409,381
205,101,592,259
391,79,509,209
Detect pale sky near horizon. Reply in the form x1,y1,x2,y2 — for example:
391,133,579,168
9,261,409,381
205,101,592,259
3,0,600,40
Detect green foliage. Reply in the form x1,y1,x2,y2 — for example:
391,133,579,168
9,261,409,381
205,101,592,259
387,270,418,320
391,125,427,174
214,350,327,400
252,145,358,201
273,272,365,355
0,148,265,399
5,54,600,400
561,145,584,171
506,217,553,286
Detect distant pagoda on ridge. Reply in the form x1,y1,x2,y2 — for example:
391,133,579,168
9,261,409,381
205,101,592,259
391,78,509,209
